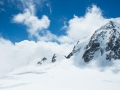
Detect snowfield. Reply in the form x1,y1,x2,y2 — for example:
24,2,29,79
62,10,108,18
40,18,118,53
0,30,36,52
1,21,120,90
0,59,120,90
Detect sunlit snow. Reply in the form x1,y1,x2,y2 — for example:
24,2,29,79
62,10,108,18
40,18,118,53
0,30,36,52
0,59,120,90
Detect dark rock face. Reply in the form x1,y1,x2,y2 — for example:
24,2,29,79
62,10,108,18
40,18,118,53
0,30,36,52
37,61,42,64
52,54,56,63
37,57,47,64
64,52,73,59
83,37,101,62
42,57,47,61
106,30,120,60
82,21,120,62
65,41,81,59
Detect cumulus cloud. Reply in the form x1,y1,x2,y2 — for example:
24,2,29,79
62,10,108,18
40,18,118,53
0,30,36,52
13,6,50,40
13,0,56,41
60,5,120,43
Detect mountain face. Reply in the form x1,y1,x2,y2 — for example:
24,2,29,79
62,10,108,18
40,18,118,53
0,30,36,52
67,21,120,62
37,21,120,64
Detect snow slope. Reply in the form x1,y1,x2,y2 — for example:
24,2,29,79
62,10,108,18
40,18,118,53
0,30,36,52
0,59,120,90
69,21,120,65
1,21,120,90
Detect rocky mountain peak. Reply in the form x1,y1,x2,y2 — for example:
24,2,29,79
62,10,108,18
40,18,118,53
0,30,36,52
82,21,120,62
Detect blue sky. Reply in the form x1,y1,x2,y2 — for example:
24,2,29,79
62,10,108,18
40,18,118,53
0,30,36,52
0,0,120,43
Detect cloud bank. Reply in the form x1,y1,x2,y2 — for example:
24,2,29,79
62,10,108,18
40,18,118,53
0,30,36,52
0,37,72,78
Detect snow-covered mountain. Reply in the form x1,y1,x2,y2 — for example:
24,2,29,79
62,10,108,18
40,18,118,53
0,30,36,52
0,21,120,90
67,21,120,63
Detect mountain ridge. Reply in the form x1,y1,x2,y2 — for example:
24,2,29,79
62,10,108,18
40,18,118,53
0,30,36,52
66,21,120,62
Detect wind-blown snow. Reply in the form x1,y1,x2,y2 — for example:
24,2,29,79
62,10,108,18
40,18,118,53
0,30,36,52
0,59,120,90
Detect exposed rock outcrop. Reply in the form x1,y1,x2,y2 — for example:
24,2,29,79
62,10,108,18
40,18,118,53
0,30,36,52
37,57,47,64
82,21,120,62
52,54,56,63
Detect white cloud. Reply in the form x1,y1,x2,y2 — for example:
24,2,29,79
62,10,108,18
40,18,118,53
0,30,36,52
58,35,75,44
0,37,72,77
60,5,120,43
13,7,49,37
13,3,56,41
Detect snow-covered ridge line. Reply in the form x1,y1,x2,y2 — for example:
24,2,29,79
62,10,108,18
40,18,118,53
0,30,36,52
66,21,120,63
